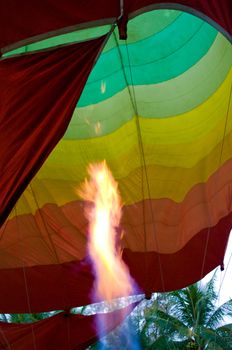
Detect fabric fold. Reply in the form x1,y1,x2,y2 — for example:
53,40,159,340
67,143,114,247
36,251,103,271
0,302,139,350
0,213,229,313
0,35,107,227
0,1,231,52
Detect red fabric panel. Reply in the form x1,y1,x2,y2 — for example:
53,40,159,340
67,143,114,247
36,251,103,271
0,303,138,349
0,213,230,313
124,214,231,294
0,1,119,52
0,35,106,227
0,0,231,51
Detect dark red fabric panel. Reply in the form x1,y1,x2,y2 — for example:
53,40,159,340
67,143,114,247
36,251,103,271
0,303,138,350
124,213,231,294
0,1,119,52
0,35,106,227
0,0,231,51
0,213,230,313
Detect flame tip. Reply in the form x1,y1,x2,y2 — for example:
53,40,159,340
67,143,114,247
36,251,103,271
78,161,133,302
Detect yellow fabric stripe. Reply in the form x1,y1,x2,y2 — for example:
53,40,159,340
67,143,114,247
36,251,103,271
12,125,232,218
10,68,232,217
35,67,231,173
38,68,231,172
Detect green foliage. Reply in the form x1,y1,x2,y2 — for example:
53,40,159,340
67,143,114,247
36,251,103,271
0,311,58,324
140,272,232,349
8,312,49,323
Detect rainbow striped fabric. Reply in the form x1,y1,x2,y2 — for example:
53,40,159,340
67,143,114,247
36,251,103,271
1,9,231,310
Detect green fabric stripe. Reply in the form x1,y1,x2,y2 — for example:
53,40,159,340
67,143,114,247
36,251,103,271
3,25,111,57
78,14,217,107
64,34,232,139
126,9,181,44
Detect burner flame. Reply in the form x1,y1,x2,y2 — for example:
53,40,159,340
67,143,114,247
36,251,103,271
79,161,133,301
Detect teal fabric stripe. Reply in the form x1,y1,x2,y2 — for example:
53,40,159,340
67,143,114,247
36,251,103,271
78,14,217,107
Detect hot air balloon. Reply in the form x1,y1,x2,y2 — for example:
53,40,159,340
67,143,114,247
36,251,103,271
0,1,231,348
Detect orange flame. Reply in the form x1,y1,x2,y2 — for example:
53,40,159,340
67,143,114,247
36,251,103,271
78,161,133,301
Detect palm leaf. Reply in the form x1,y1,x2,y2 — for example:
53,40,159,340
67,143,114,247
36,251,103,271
150,309,190,338
168,289,194,327
150,337,192,350
206,300,232,328
200,326,232,350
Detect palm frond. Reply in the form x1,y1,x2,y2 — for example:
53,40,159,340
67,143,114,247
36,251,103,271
0,314,8,322
215,323,232,348
169,290,194,327
216,323,232,333
200,326,232,350
149,336,170,350
150,337,192,350
206,299,232,328
204,270,218,301
151,309,190,338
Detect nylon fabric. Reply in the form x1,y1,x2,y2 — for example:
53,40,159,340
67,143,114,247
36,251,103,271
7,126,232,219
0,304,138,348
2,10,181,57
78,16,217,106
0,216,229,312
0,0,231,52
0,2,232,316
69,40,232,138
0,35,107,227
2,157,232,271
